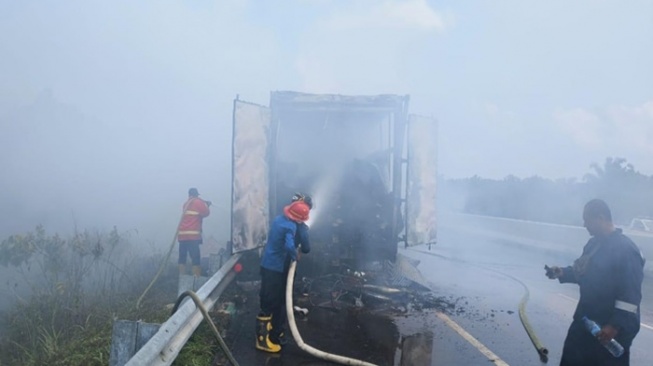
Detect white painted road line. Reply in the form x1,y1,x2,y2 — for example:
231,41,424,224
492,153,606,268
557,293,577,303
436,312,510,366
557,293,653,331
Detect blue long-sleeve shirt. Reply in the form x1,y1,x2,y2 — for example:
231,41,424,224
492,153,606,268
260,215,299,273
559,228,645,347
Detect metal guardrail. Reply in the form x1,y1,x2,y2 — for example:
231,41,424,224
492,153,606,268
442,213,653,273
125,253,242,366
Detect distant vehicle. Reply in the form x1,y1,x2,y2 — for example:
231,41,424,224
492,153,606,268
629,217,653,232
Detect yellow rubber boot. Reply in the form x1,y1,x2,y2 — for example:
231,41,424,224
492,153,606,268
256,315,281,353
178,264,186,275
267,318,287,345
192,265,202,277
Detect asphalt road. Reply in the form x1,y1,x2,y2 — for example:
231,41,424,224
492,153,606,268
400,219,653,365
220,216,652,365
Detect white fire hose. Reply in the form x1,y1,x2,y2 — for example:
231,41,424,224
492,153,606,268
285,261,378,366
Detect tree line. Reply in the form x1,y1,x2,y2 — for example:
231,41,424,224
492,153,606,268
440,157,653,227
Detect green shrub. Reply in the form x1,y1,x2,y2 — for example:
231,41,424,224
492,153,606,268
0,226,174,366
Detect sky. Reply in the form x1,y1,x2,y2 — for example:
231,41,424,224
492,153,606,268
0,0,652,244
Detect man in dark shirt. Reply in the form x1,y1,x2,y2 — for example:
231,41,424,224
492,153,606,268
546,199,645,366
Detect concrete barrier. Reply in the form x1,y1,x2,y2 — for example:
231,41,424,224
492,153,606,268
109,321,161,366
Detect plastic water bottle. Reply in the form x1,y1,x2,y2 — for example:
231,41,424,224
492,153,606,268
582,316,624,358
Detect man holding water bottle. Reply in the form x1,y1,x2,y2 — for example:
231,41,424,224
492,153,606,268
545,199,645,366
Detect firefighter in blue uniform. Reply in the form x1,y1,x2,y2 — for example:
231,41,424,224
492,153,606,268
256,194,312,353
546,199,645,366
289,192,312,261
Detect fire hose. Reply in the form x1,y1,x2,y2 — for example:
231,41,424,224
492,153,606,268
505,271,549,363
465,263,549,363
286,261,378,366
172,290,240,366
410,249,549,363
135,210,184,309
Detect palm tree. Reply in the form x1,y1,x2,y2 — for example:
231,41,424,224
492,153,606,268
583,157,653,223
583,157,635,185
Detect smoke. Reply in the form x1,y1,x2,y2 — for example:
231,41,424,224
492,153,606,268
1,1,650,248
305,170,341,228
0,1,650,272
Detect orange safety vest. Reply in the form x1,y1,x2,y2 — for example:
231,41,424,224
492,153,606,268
177,197,210,241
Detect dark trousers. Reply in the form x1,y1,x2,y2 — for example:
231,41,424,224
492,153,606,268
259,267,288,340
178,240,201,265
560,320,630,366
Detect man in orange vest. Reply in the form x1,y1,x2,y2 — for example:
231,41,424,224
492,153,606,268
178,188,211,277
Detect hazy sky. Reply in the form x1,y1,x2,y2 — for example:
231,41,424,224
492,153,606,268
1,0,652,243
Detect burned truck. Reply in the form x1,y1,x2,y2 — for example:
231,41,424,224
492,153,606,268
230,91,437,276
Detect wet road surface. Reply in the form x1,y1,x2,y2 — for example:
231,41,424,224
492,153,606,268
220,286,400,366
402,217,653,365
219,216,653,365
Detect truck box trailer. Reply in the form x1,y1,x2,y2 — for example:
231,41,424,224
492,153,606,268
230,91,437,273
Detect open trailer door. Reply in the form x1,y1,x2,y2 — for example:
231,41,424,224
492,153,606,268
231,99,271,253
405,114,438,248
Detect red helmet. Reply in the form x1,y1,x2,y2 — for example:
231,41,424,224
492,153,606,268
284,201,310,222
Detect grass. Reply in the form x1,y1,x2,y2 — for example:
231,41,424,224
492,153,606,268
174,323,221,366
0,286,175,366
0,226,222,366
